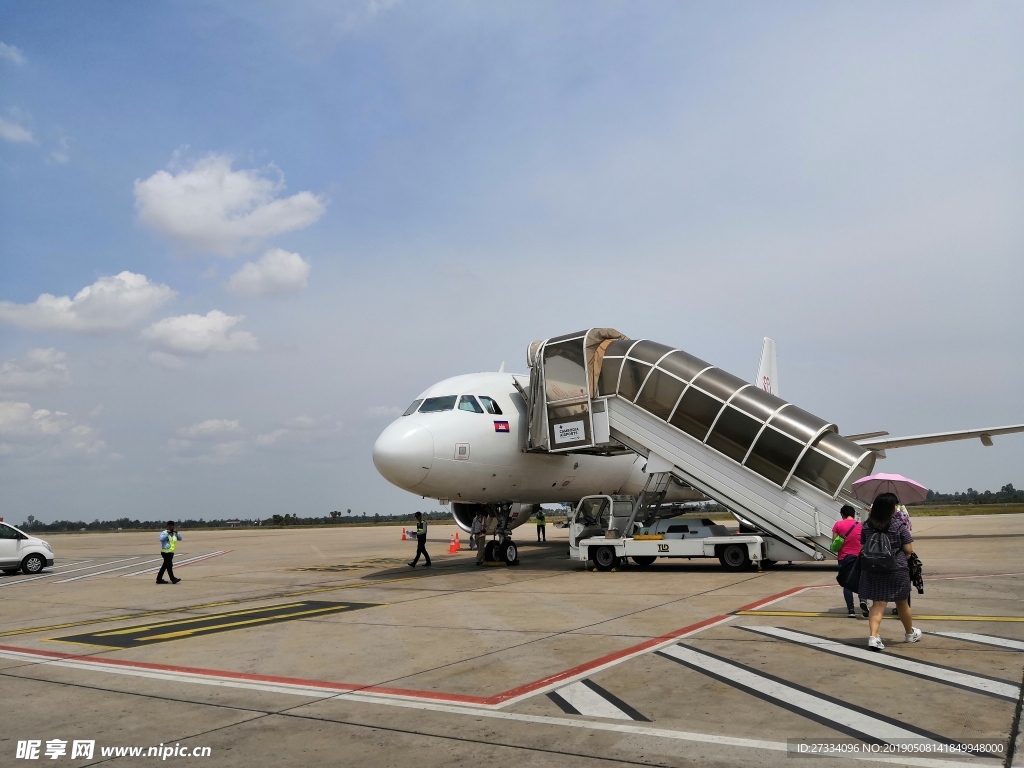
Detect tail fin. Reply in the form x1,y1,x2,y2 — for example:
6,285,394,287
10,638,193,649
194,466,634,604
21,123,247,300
755,338,778,396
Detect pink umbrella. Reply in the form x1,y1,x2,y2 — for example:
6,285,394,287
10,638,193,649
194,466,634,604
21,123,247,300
851,473,929,504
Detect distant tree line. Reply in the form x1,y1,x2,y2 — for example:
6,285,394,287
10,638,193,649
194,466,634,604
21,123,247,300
12,485,1022,532
14,509,452,533
924,484,1023,505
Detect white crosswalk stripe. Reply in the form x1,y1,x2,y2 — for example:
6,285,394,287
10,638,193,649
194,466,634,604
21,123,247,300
548,680,647,721
743,626,1020,701
658,644,963,750
930,631,1024,652
121,550,228,576
52,558,163,583
0,557,141,588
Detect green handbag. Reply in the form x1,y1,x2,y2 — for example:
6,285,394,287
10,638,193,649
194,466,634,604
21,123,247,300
830,521,858,554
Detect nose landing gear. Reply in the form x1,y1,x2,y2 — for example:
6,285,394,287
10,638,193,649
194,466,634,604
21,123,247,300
482,504,520,566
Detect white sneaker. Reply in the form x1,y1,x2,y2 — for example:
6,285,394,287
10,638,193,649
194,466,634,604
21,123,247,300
905,628,922,643
868,636,885,652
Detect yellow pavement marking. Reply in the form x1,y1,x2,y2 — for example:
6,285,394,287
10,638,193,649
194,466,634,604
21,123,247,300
91,603,309,636
0,601,239,639
135,605,361,641
736,610,1024,622
0,574,421,638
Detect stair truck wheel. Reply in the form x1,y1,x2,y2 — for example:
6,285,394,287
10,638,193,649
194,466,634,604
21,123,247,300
592,546,619,572
718,543,751,571
631,555,656,566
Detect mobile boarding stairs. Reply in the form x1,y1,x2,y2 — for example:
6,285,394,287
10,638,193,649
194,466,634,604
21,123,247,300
524,329,879,566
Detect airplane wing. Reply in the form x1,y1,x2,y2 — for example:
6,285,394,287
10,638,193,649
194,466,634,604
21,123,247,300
851,424,1024,450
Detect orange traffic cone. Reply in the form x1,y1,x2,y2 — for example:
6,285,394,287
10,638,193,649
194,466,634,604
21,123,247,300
448,533,458,554
454,531,461,550
401,528,408,541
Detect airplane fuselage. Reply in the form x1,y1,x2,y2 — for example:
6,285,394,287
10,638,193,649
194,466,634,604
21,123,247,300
372,372,695,519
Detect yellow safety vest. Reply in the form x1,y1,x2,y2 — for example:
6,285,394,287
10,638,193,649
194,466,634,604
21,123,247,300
537,513,545,524
162,532,176,553
416,521,425,535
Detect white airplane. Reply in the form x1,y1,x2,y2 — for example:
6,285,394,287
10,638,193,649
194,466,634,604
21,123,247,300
373,335,1023,560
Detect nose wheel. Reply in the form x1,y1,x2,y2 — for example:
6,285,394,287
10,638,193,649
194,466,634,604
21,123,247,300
484,537,519,566
479,503,520,566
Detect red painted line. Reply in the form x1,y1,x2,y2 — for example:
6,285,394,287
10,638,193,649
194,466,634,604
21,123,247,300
734,585,810,612
485,613,730,705
0,581,888,707
0,643,489,705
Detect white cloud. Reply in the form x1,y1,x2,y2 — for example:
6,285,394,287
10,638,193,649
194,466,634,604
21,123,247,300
167,417,248,463
226,249,311,297
0,349,71,394
167,437,246,464
48,134,72,164
134,153,327,256
367,405,402,418
177,418,242,440
0,400,105,456
142,310,258,357
0,272,177,333
0,115,34,144
0,43,26,66
147,351,186,370
255,415,336,446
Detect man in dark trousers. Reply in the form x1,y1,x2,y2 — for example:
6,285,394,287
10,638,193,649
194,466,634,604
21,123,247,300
408,512,431,567
536,509,546,542
157,521,182,584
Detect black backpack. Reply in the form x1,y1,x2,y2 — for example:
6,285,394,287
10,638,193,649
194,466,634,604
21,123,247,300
860,522,896,573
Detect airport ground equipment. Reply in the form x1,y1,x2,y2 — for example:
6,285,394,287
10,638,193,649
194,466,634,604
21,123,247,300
525,329,878,560
567,494,812,571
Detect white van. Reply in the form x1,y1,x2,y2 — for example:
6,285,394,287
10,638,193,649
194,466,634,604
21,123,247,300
0,521,55,575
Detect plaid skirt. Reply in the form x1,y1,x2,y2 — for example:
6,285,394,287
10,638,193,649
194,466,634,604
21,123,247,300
858,561,911,602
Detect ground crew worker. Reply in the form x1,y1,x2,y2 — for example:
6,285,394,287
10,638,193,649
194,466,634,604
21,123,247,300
408,512,431,567
156,521,182,584
472,512,487,565
536,509,546,542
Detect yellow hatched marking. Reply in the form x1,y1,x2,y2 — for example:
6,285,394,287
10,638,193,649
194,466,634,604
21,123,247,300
736,610,1024,622
0,601,239,639
136,605,356,641
92,602,309,636
6,574,419,638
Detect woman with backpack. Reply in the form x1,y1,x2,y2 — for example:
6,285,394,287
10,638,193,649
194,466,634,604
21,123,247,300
858,492,922,651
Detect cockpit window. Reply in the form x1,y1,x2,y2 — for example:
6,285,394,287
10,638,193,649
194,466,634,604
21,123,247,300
479,396,503,415
402,400,423,416
418,396,458,413
458,395,484,413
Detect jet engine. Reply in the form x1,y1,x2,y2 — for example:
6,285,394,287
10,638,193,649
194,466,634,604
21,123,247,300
450,502,541,533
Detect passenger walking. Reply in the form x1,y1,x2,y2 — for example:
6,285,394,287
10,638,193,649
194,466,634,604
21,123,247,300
156,521,182,585
536,509,546,542
472,512,487,566
893,502,913,615
831,505,861,617
408,512,431,567
858,492,921,651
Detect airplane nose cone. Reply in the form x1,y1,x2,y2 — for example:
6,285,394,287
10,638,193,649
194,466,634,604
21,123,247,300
373,421,434,490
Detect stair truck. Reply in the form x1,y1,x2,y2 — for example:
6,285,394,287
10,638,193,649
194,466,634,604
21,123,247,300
523,329,879,570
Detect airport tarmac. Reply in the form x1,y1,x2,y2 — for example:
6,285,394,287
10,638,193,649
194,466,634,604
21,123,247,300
1,515,1022,768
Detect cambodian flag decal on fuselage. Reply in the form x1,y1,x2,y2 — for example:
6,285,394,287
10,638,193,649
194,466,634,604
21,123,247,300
494,421,510,432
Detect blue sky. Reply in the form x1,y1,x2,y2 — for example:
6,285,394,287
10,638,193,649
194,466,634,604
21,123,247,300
1,2,1022,524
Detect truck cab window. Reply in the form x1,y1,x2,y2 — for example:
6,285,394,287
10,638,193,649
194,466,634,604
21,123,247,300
480,396,503,415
